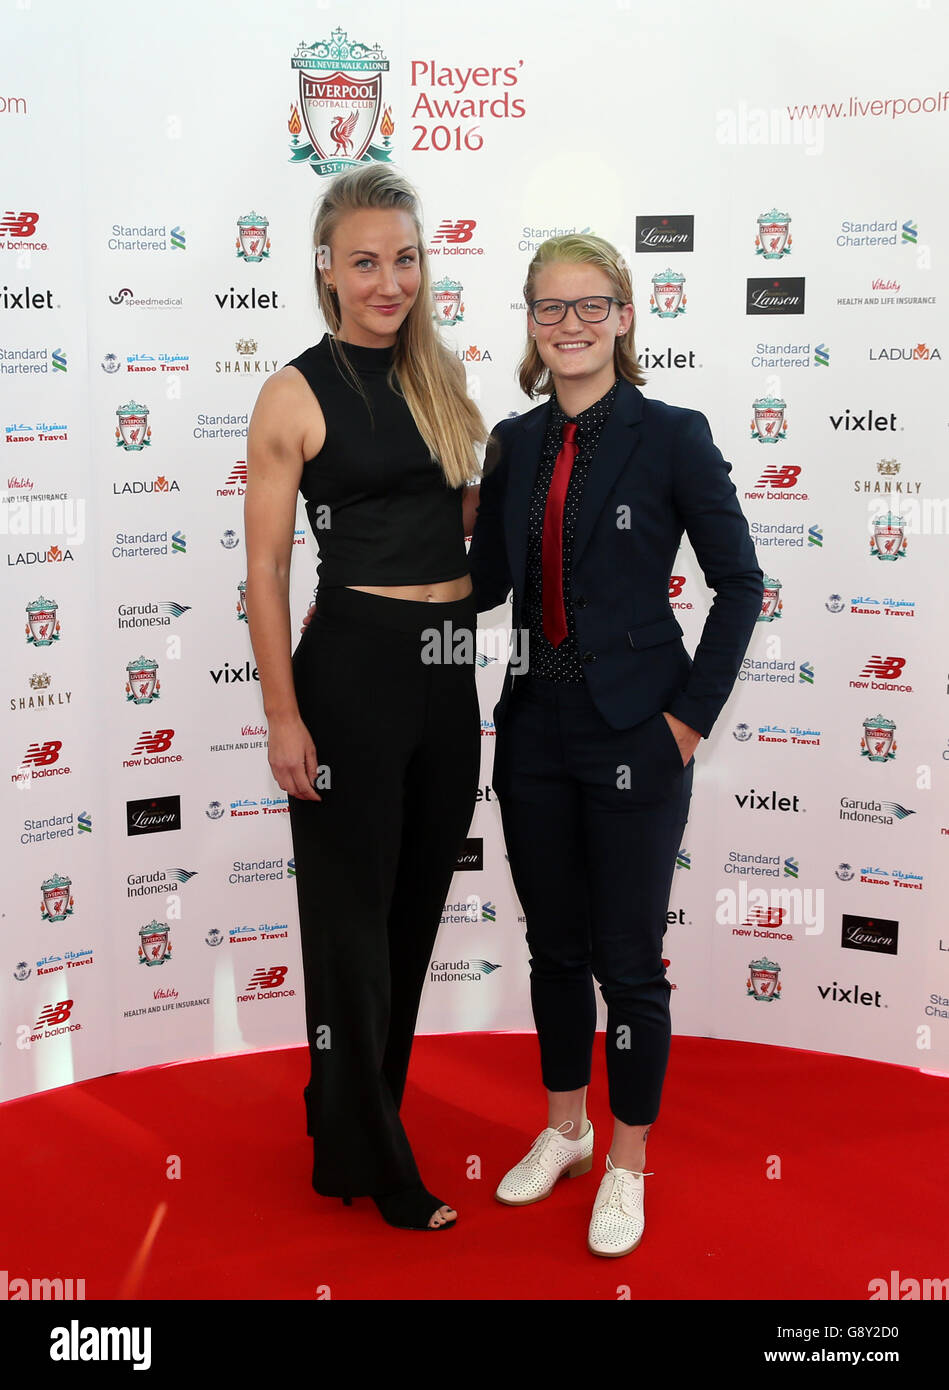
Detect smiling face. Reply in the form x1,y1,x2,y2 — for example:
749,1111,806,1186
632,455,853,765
529,261,634,403
325,208,422,348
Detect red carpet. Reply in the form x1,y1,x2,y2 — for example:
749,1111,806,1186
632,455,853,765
2,1034,945,1301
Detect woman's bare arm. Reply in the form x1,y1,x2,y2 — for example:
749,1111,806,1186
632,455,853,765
244,368,324,800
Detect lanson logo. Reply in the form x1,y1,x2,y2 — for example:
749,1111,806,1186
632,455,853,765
746,277,806,315
635,215,694,253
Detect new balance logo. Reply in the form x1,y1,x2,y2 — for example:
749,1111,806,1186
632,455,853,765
430,219,476,244
247,966,289,990
20,739,61,766
0,211,39,237
34,999,74,1028
859,656,906,680
131,730,175,755
756,464,802,488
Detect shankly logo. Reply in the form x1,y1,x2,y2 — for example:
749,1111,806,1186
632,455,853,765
289,29,394,177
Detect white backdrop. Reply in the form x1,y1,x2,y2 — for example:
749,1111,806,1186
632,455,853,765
2,0,947,1103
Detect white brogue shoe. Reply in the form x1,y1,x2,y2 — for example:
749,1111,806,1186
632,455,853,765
495,1120,594,1206
587,1154,653,1257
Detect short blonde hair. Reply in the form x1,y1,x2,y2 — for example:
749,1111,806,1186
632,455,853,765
518,234,645,398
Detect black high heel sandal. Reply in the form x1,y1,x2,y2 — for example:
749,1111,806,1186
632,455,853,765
370,1184,456,1231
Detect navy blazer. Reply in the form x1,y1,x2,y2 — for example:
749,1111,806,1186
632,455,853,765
468,378,763,739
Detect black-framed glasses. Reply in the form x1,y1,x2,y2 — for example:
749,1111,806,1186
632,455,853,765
528,296,623,325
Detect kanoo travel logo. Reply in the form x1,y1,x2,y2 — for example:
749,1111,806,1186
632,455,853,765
289,29,394,177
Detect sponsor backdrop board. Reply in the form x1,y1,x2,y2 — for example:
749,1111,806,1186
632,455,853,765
1,0,947,1101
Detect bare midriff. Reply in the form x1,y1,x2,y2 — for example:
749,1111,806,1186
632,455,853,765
346,575,473,603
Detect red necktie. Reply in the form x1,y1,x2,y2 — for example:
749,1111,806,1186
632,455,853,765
541,420,578,648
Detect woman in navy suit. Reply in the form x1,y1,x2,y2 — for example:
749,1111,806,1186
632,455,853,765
468,234,762,1256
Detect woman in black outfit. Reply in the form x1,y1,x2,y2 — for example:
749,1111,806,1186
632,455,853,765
244,164,485,1231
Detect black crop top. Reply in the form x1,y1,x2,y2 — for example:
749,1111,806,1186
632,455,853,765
286,333,468,587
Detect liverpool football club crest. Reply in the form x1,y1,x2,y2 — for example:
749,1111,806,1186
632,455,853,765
126,657,160,705
26,596,60,646
139,920,171,966
289,29,394,177
870,512,907,560
115,402,151,450
756,209,792,259
747,957,781,1001
758,576,783,622
750,395,788,442
41,873,74,922
432,276,465,326
861,714,896,762
649,269,686,317
236,213,271,263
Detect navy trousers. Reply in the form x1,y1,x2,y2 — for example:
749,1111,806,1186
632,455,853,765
492,676,693,1126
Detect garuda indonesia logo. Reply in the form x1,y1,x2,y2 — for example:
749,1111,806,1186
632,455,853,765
289,28,394,177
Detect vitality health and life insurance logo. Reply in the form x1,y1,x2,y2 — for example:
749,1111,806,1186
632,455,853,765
289,29,394,177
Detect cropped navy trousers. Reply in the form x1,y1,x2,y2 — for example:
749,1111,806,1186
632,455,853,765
492,676,693,1126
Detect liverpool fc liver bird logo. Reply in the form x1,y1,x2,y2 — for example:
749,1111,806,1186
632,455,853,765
331,111,359,155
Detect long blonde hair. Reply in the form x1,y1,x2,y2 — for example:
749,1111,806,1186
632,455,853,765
313,163,486,487
518,234,646,399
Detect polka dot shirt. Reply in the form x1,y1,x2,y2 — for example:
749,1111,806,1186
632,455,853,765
523,379,619,682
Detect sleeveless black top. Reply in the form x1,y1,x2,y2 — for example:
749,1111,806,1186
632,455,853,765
286,333,468,587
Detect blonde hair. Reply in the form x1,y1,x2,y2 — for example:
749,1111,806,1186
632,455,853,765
313,163,486,487
518,234,645,399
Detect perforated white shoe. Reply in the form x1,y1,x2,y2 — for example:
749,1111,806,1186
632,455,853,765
495,1120,594,1206
587,1154,653,1256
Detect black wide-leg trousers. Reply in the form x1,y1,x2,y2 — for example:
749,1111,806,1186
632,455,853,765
288,586,480,1197
492,677,693,1126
